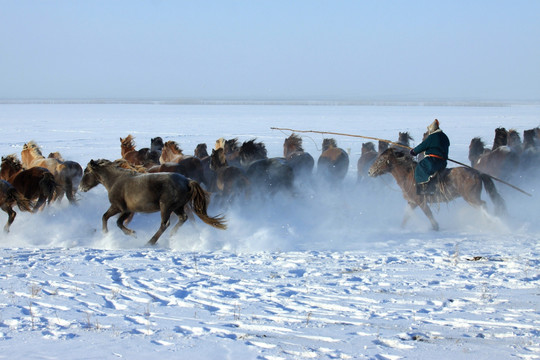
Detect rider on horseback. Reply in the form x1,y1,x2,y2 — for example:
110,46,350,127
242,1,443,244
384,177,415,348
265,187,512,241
409,119,450,195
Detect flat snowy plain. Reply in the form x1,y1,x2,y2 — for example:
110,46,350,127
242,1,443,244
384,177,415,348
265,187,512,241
0,102,539,359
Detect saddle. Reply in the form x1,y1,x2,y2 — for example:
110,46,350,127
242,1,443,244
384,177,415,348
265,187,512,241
416,169,448,196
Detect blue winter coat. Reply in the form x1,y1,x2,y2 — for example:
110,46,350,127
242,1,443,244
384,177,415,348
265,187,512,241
413,129,450,184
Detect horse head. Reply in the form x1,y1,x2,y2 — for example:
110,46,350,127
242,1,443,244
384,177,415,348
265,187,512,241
283,134,304,158
321,138,337,152
195,143,209,158
493,128,508,150
80,159,111,192
239,139,267,167
469,137,488,165
210,148,227,171
368,148,407,177
150,137,164,153
361,142,376,154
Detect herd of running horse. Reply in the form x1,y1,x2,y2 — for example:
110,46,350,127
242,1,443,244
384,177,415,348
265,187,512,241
0,126,539,243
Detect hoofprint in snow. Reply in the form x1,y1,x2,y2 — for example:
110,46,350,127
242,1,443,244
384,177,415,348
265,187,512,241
0,103,539,359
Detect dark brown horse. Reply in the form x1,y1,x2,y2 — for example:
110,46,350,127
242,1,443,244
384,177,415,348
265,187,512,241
209,148,250,204
79,159,226,245
194,143,216,191
1,155,57,211
21,141,79,204
283,134,314,179
238,139,294,195
215,138,242,168
0,179,34,232
153,141,206,186
317,138,349,182
120,135,160,168
469,128,520,180
357,142,378,182
368,148,505,231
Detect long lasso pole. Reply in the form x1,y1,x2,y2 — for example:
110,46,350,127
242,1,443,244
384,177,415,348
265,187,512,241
271,127,532,197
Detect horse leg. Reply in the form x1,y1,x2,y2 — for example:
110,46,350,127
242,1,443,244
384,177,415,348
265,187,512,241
2,205,15,233
64,178,76,204
102,206,121,233
170,207,188,237
34,195,47,212
147,206,173,246
116,212,136,236
401,202,417,228
418,202,439,231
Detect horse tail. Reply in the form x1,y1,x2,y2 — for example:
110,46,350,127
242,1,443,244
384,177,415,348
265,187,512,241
188,180,227,230
480,174,506,215
39,172,58,204
9,188,34,212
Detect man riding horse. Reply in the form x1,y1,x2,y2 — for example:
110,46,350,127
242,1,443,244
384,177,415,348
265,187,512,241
410,119,450,195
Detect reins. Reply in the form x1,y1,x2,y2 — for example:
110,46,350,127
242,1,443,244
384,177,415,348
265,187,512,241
271,127,532,197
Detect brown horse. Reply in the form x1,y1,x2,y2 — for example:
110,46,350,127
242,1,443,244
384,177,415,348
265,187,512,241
215,138,242,168
153,141,206,186
21,141,79,204
317,138,349,182
48,152,83,194
368,148,505,231
237,139,294,195
469,128,520,180
194,143,216,192
283,134,314,179
120,135,160,168
79,159,226,245
209,148,250,204
1,155,57,211
357,142,378,182
0,180,34,232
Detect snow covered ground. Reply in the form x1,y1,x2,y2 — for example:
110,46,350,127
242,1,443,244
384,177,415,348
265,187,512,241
0,103,539,359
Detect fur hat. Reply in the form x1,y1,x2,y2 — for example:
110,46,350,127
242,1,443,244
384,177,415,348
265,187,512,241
427,119,439,134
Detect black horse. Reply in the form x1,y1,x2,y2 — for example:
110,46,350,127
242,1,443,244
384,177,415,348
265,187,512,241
79,159,226,245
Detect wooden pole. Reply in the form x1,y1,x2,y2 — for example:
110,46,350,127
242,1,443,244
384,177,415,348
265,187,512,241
271,127,532,197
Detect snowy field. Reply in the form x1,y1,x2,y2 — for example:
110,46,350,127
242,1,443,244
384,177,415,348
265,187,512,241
0,103,539,359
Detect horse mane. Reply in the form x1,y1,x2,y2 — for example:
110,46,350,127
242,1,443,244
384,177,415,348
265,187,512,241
493,127,508,150
322,138,337,151
397,132,414,146
112,159,147,173
163,140,184,155
239,139,267,163
48,152,65,161
284,134,304,152
523,129,538,150
121,135,137,152
378,141,389,154
194,143,209,158
25,141,44,157
2,154,22,170
362,142,376,153
507,129,522,147
224,138,240,154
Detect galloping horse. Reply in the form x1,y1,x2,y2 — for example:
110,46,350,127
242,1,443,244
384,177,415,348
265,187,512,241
469,128,520,180
357,142,378,181
194,143,216,192
368,148,505,231
238,139,294,195
1,155,57,211
317,138,349,182
0,179,33,232
209,148,250,204
79,159,226,245
48,152,83,194
153,141,206,186
21,141,79,204
120,135,160,168
283,134,314,179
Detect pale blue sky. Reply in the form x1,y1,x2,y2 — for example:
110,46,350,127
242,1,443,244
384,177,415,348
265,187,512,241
1,1,539,101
